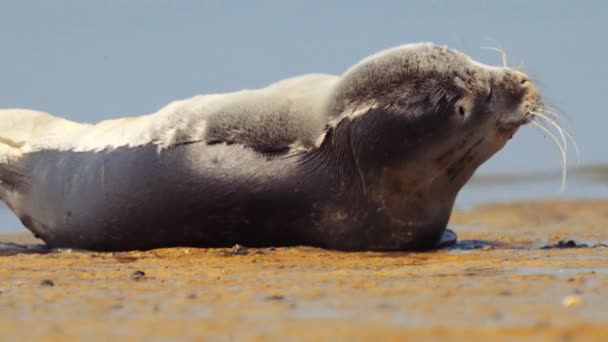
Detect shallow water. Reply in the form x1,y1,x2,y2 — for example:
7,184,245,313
458,170,608,209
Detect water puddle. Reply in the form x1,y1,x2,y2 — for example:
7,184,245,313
0,242,49,256
512,267,608,276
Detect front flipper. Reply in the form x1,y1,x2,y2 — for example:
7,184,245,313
436,228,458,249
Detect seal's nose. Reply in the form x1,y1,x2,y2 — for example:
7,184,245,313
514,71,531,93
506,70,541,119
519,78,543,118
494,70,542,135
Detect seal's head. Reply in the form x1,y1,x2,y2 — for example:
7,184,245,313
325,43,543,169
314,43,545,249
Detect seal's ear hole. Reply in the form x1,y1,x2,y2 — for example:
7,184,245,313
458,106,465,116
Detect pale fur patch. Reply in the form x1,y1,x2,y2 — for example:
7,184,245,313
0,74,339,158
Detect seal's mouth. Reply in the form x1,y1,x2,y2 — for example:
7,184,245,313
496,112,532,138
497,103,578,192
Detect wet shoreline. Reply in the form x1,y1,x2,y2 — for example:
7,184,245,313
1,199,607,340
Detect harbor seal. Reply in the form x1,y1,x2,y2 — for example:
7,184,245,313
0,43,544,251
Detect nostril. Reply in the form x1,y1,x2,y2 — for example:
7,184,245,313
520,79,527,85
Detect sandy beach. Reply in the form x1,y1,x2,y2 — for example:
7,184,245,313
0,199,606,341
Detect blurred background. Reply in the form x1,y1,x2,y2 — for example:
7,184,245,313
0,0,606,231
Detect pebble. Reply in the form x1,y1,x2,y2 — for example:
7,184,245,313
131,270,146,280
40,279,55,287
265,295,285,301
542,240,587,249
231,244,249,255
561,294,583,308
557,240,577,248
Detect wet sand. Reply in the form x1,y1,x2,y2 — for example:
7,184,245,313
1,199,607,341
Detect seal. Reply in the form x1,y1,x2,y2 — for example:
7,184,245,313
0,43,544,251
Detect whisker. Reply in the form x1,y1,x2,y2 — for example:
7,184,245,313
543,106,563,116
562,129,581,167
543,106,579,145
543,104,566,115
481,46,508,67
533,109,580,166
543,104,578,126
531,111,568,157
543,107,578,131
538,109,560,120
531,120,567,191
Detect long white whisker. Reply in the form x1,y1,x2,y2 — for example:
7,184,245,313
543,107,577,130
543,106,563,117
481,46,508,67
531,111,568,158
562,129,581,167
543,104,569,116
531,120,567,191
533,111,572,168
538,109,560,120
540,108,580,164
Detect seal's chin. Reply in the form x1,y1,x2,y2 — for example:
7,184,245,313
496,113,532,140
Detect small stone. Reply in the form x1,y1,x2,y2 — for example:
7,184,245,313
558,240,577,248
567,276,585,285
131,270,146,280
40,279,55,287
187,293,197,299
265,295,285,301
481,245,493,251
561,294,583,308
231,244,249,255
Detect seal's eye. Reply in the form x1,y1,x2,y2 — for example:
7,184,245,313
458,106,465,116
486,88,493,102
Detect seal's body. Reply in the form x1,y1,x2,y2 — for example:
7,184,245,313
0,43,542,251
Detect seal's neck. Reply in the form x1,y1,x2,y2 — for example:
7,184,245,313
317,109,491,224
